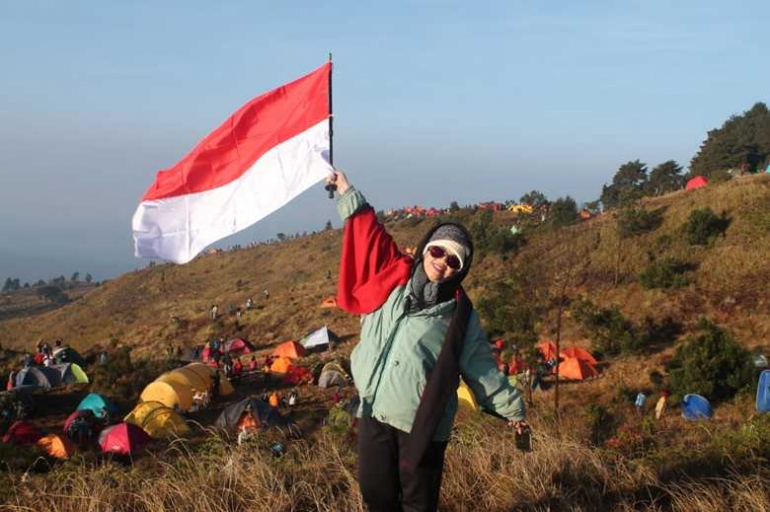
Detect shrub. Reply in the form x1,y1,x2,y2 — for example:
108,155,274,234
684,207,729,245
639,257,692,289
617,207,665,239
470,210,524,258
571,298,648,356
666,319,754,402
477,280,539,348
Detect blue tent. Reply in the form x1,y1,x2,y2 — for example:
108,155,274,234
757,370,770,413
681,394,713,420
15,367,62,389
77,393,119,419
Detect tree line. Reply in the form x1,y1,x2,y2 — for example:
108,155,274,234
2,272,94,293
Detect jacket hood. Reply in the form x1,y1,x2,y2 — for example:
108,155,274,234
411,221,474,304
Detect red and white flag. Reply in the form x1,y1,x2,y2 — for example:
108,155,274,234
132,63,333,264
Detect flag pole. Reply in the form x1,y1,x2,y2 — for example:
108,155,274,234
326,53,336,199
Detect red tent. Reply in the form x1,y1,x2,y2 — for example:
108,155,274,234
686,175,708,190
537,341,558,361
282,366,313,385
272,340,306,359
558,357,599,380
560,347,598,366
98,422,152,456
223,338,255,357
2,420,43,445
63,409,97,434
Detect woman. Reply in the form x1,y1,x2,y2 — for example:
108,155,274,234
328,170,528,512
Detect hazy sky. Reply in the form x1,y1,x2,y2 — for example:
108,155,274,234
1,1,768,283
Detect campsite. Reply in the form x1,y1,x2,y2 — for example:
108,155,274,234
0,171,769,510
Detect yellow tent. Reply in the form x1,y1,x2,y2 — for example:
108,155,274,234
508,204,533,214
141,407,191,439
184,363,214,386
37,433,78,459
159,368,207,393
457,380,479,412
125,401,167,426
140,380,194,412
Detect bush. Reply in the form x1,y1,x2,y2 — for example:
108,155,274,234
666,319,754,402
684,207,729,245
470,210,524,258
571,298,648,356
617,207,665,239
639,257,692,289
477,280,539,348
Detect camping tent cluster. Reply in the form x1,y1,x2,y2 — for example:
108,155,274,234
15,363,89,389
139,363,232,412
202,337,256,363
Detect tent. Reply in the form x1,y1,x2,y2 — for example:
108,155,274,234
319,297,337,308
158,368,207,394
77,393,119,419
272,341,305,359
98,422,152,456
223,338,255,357
457,380,479,411
537,341,558,361
15,366,62,389
283,366,314,385
214,397,287,432
53,363,89,384
270,356,293,374
184,363,214,386
64,409,97,434
757,370,770,413
301,326,330,350
139,380,194,412
125,401,190,439
2,420,43,445
508,204,533,214
559,347,598,367
318,363,349,388
557,357,599,380
53,346,87,367
37,433,77,459
681,394,713,420
685,175,708,191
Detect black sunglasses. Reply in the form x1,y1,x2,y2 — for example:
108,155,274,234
428,246,461,270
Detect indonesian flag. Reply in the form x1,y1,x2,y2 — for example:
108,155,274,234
132,63,333,264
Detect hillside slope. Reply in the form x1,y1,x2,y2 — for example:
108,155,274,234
1,174,768,384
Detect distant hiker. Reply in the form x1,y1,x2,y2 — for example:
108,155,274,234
248,355,258,372
288,388,299,407
326,170,527,512
269,392,280,408
33,352,44,366
635,391,647,415
210,304,219,320
235,307,242,318
98,351,108,365
246,297,254,310
655,390,669,420
263,289,269,300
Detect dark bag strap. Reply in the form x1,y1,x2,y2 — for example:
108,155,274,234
400,288,472,471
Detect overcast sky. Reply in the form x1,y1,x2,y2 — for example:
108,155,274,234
1,1,768,283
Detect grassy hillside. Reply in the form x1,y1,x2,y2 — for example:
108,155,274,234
1,174,769,511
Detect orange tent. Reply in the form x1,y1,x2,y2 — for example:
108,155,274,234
557,357,599,380
559,347,598,366
272,341,305,359
537,341,558,361
270,356,293,374
686,175,708,190
37,433,77,459
320,297,337,308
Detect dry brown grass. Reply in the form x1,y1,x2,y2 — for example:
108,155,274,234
2,416,769,512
